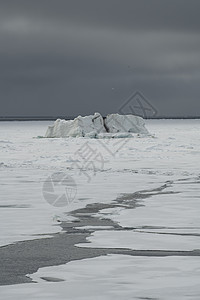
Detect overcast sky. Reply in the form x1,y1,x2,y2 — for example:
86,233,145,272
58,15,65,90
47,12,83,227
0,0,200,117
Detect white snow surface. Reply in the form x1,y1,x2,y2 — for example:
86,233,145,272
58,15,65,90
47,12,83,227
45,113,149,138
0,119,200,299
1,255,200,300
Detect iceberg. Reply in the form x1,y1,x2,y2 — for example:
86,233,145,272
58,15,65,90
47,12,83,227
105,113,149,135
45,113,149,138
45,113,105,138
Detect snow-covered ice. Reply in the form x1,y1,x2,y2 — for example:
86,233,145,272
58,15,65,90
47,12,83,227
0,119,200,299
1,255,200,300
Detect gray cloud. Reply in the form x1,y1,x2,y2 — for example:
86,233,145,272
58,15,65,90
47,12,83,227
0,0,200,117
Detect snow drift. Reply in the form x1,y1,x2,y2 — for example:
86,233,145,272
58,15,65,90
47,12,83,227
45,113,149,138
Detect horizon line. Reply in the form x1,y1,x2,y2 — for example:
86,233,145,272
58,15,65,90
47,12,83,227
1,115,200,121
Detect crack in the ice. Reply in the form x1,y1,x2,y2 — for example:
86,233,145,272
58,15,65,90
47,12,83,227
0,177,199,286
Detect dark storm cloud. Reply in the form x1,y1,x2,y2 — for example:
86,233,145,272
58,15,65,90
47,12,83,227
1,0,200,32
0,0,200,117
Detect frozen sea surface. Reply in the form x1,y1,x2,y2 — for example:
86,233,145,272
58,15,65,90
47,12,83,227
0,119,200,299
